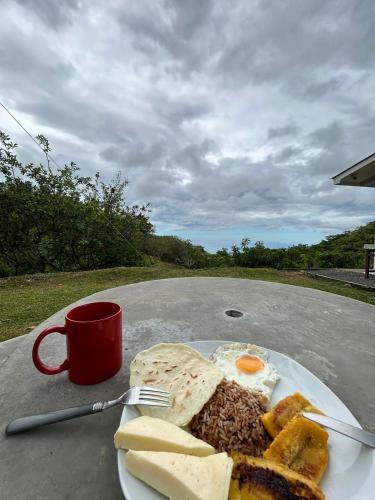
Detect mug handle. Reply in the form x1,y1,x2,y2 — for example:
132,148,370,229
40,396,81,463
32,326,69,375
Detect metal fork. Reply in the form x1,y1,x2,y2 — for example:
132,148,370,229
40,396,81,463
5,386,169,435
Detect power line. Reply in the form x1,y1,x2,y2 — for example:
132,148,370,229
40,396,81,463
0,99,144,259
0,100,61,170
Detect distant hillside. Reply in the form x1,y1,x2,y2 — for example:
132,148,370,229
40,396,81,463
229,221,375,269
309,221,375,268
144,222,375,270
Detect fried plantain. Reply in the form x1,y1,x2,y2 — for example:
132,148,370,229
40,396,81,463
229,452,325,500
263,416,329,483
261,392,323,438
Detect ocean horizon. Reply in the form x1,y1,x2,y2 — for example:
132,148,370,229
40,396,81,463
155,226,326,253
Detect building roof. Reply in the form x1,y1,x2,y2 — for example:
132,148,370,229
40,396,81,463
332,153,375,187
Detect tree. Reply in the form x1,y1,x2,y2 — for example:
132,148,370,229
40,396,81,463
0,131,152,275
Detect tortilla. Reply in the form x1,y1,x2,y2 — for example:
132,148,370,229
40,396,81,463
129,343,223,426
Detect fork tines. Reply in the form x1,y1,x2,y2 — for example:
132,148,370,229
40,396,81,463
141,386,169,394
137,386,170,407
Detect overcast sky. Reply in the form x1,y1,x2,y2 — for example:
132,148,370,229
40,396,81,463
1,0,375,251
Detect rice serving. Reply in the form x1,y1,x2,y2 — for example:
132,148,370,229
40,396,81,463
190,380,270,456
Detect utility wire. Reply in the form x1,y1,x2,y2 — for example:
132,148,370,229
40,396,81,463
0,100,61,170
0,99,144,259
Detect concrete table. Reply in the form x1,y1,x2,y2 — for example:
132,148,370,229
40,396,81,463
1,277,375,499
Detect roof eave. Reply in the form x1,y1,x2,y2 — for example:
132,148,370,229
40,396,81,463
332,153,375,187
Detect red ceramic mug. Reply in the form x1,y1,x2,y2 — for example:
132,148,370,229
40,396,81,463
32,302,122,385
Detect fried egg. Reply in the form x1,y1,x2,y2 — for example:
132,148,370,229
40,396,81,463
211,343,279,402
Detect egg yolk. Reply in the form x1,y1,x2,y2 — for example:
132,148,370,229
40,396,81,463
235,355,264,374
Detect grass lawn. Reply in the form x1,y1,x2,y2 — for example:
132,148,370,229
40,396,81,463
1,262,374,342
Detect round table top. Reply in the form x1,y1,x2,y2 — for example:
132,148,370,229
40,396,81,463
1,277,374,499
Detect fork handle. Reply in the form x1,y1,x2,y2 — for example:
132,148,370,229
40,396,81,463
5,403,102,435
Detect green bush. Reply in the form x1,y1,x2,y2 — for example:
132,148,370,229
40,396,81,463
0,259,11,277
0,131,152,275
142,235,210,268
206,248,234,267
224,235,369,270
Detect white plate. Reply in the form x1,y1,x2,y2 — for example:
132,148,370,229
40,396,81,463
117,340,375,499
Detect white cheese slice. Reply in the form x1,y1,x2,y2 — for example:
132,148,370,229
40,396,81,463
209,452,234,500
114,416,215,457
126,450,233,500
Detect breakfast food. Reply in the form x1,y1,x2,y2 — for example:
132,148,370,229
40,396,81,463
114,415,215,456
211,343,279,401
119,343,333,499
126,450,233,500
190,380,270,456
229,452,325,500
129,343,223,426
263,416,329,483
262,392,323,438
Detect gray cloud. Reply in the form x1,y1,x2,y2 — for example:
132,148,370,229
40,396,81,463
101,140,167,167
268,123,300,139
272,145,302,163
1,0,375,246
308,122,345,150
15,0,79,28
302,76,345,100
116,0,216,76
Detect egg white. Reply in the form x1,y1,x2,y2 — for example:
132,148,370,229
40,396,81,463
211,343,279,401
